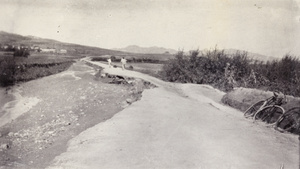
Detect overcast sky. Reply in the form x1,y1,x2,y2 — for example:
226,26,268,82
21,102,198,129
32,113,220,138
0,0,300,58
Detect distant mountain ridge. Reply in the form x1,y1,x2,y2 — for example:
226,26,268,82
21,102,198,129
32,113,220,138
0,31,176,61
113,45,178,54
114,45,276,62
0,31,128,56
199,48,277,62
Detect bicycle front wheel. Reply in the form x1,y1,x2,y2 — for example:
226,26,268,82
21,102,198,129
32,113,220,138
275,107,300,134
253,105,284,126
244,100,265,118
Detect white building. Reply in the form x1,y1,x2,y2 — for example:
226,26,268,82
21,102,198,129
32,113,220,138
40,48,56,53
58,49,67,54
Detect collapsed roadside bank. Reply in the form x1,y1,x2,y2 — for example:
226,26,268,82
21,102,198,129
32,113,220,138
222,87,300,112
222,87,300,135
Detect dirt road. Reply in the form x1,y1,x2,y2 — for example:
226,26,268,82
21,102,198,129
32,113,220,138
47,58,299,169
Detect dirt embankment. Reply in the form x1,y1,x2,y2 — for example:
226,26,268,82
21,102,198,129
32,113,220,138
221,87,300,112
46,66,299,169
0,60,155,169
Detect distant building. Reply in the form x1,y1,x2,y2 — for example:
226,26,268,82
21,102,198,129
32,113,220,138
20,45,29,49
32,46,40,52
3,45,9,49
58,49,67,54
40,48,56,53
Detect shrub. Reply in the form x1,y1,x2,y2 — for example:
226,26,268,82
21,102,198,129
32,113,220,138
91,57,107,62
161,49,250,91
128,65,134,70
0,57,16,86
160,48,300,95
14,49,30,58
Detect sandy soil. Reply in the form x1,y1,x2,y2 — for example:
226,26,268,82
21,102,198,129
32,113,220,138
0,86,40,128
0,88,14,117
0,60,144,168
45,58,298,169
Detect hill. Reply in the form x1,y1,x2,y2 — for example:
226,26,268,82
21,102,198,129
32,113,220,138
0,31,175,61
0,31,277,62
113,45,178,54
0,31,128,56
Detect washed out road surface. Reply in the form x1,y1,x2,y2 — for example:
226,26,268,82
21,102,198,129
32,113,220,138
46,58,299,169
0,60,142,168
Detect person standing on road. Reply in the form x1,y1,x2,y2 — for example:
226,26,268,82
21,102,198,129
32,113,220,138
107,58,112,68
121,57,127,70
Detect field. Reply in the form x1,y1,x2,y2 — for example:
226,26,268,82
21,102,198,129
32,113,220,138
123,53,175,61
99,61,163,78
0,51,166,87
91,53,174,63
0,53,83,86
0,51,14,57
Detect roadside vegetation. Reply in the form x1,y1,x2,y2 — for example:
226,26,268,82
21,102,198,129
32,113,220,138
160,48,300,97
0,54,80,87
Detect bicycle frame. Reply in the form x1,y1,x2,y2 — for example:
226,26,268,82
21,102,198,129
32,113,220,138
244,92,286,119
256,95,277,112
264,93,286,107
252,93,287,125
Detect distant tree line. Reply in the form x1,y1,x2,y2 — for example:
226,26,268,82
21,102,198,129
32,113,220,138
0,44,30,57
91,56,166,64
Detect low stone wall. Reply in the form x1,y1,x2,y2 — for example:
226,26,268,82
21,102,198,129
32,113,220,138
221,87,300,113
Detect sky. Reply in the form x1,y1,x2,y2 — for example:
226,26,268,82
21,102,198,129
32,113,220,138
0,0,300,58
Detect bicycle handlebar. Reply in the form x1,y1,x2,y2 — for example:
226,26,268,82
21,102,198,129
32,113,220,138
266,92,287,106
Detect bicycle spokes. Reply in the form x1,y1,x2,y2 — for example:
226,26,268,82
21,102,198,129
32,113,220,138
254,106,284,126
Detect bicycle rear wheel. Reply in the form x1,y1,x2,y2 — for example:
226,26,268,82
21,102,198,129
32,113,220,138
244,100,265,118
253,105,284,126
275,107,300,134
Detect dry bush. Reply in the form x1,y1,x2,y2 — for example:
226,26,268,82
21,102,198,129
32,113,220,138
161,49,300,96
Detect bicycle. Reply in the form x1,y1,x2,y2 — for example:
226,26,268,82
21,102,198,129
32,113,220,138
252,93,286,126
275,107,300,134
244,92,284,119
